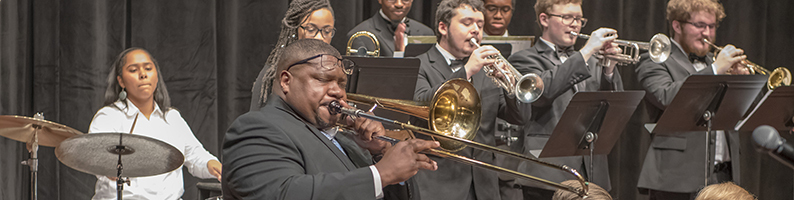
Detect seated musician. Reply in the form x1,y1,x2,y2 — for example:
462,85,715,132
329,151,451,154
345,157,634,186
88,47,222,200
346,0,434,57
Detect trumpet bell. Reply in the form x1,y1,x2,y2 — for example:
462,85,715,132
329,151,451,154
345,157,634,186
430,79,481,152
768,67,792,90
516,73,544,103
649,33,671,64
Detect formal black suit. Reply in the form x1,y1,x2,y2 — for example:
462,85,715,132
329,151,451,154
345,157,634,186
506,40,622,191
346,13,434,57
411,45,523,200
222,96,377,200
635,42,741,194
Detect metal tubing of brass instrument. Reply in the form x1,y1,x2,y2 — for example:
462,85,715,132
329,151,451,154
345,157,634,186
469,38,544,103
570,31,672,64
701,39,769,75
328,101,588,197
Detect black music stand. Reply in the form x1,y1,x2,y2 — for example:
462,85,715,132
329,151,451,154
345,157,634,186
651,75,766,185
539,91,645,181
344,56,421,126
735,86,794,131
404,43,512,58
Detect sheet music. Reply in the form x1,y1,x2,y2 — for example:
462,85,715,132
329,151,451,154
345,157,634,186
734,89,774,130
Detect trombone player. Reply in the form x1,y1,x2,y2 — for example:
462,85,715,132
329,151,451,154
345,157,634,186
506,0,624,198
636,0,748,199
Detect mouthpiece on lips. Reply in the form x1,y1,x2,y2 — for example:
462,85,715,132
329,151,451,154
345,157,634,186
328,100,342,115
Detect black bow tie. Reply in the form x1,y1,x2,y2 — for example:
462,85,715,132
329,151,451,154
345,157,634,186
450,59,467,68
556,45,575,57
689,53,707,63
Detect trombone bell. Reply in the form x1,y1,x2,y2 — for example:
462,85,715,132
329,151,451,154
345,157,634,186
346,31,380,57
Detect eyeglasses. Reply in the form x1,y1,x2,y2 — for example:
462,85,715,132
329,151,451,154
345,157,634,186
485,5,513,14
684,21,718,31
385,0,412,4
546,13,588,27
299,24,336,39
287,54,355,75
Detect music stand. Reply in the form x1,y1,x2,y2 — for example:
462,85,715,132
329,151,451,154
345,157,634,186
735,86,794,131
539,91,645,181
652,75,766,185
344,56,421,126
404,43,512,58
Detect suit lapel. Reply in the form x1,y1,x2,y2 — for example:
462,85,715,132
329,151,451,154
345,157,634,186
669,43,698,75
272,96,356,170
372,14,395,54
535,42,561,66
427,46,456,80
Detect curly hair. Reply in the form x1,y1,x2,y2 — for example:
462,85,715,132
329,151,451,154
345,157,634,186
666,0,726,23
533,0,582,31
257,0,333,104
104,47,171,112
434,0,485,41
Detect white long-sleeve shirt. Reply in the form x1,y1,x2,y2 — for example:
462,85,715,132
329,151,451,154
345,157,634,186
88,100,219,200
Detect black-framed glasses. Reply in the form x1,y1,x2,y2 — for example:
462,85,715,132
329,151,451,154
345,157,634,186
684,21,718,31
385,0,412,4
287,54,354,75
546,13,588,27
485,5,513,14
299,24,337,39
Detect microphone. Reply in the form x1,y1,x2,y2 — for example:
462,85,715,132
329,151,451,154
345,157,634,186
752,125,794,170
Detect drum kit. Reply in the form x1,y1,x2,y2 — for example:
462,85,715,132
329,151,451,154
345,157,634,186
0,114,185,200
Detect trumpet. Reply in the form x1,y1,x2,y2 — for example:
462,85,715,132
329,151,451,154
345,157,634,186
469,38,544,103
702,39,791,90
570,31,672,64
336,79,589,197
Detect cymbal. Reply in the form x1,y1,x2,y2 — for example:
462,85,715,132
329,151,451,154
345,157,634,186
56,133,185,177
0,115,84,147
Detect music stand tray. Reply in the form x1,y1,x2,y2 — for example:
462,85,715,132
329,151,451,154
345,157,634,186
539,91,645,158
654,75,766,135
735,86,794,131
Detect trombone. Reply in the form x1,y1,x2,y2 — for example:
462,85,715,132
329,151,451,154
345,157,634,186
571,31,672,64
346,31,380,57
702,39,792,90
335,79,589,197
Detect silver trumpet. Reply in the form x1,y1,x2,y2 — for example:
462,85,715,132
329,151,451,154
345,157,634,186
470,38,544,103
570,31,672,64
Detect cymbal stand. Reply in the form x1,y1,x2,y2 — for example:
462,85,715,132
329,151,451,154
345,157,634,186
20,113,44,200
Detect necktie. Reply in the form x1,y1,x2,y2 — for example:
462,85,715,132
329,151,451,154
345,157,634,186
689,53,707,63
331,137,347,156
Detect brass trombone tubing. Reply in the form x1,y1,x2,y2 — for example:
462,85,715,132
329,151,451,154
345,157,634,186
328,101,589,197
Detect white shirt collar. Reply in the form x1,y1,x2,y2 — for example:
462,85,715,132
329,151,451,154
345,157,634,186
379,9,406,23
115,99,164,118
538,37,558,51
435,43,460,66
483,30,509,37
322,127,339,140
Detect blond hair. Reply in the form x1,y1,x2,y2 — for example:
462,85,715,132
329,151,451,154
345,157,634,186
695,182,756,200
666,0,726,23
534,0,582,31
552,180,612,200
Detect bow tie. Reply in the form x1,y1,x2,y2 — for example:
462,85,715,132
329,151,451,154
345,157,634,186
689,53,707,63
556,45,575,57
450,58,467,68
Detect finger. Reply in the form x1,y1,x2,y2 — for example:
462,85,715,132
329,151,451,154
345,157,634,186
358,119,374,141
409,140,441,152
416,158,438,171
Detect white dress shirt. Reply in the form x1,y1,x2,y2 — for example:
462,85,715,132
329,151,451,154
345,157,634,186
88,100,219,200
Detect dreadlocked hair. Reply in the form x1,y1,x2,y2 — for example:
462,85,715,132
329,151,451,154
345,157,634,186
258,0,333,103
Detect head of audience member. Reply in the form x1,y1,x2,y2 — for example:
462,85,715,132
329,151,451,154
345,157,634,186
275,39,349,129
435,0,486,59
534,0,584,47
261,0,334,103
552,180,612,200
104,47,171,112
667,0,725,57
379,0,414,21
482,0,514,36
695,182,756,200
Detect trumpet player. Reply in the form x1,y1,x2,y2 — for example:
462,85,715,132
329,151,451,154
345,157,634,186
506,0,624,198
636,0,747,199
412,0,524,199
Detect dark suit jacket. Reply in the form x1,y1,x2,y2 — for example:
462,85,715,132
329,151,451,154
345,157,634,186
635,43,741,193
347,14,434,57
412,46,523,200
222,96,377,200
507,41,623,191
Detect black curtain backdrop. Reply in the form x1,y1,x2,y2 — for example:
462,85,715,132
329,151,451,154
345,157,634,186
1,0,793,199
